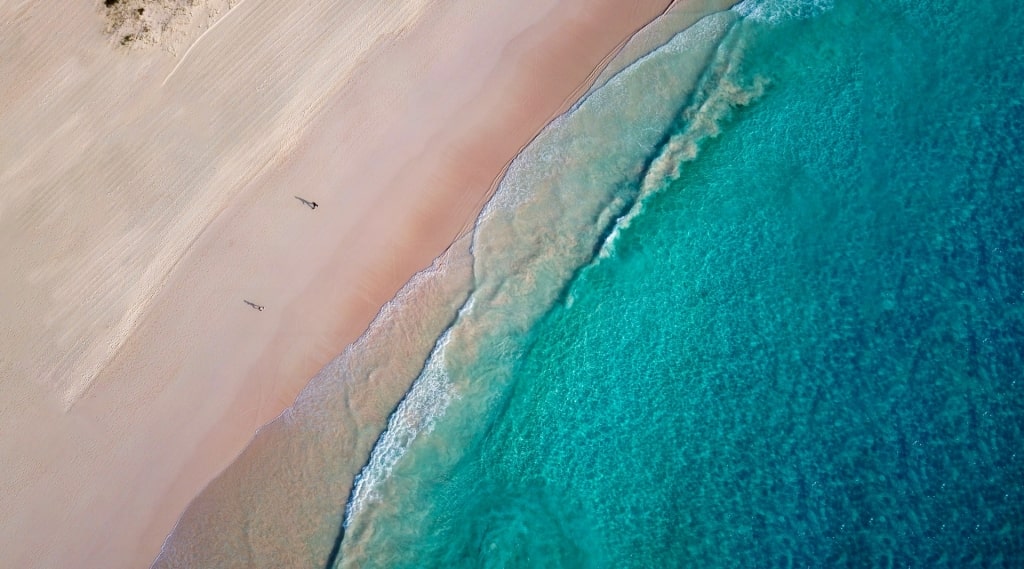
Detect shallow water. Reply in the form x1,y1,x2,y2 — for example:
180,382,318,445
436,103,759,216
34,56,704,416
338,0,1024,566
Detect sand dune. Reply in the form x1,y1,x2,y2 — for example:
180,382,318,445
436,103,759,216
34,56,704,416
0,0,691,567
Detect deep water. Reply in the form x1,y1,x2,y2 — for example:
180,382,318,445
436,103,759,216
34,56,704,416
337,0,1024,566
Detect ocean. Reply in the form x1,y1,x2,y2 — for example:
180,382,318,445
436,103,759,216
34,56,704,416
335,0,1024,566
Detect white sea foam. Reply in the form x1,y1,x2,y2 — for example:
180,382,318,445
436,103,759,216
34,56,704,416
343,323,461,526
733,0,834,24
598,21,767,260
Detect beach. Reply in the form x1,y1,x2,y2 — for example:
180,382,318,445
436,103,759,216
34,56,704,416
6,1,1022,567
0,0,696,567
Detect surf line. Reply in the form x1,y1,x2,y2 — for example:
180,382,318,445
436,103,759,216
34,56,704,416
323,303,468,569
162,0,250,87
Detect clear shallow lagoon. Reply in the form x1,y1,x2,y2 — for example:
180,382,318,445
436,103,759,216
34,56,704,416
336,0,1024,566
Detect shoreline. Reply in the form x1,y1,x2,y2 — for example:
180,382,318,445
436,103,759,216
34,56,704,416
338,7,745,563
0,1,684,567
158,2,742,567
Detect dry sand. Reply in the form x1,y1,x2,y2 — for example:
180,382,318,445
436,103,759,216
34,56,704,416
0,0,699,567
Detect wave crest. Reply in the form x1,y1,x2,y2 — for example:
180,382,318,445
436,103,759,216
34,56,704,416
599,22,768,258
733,0,835,24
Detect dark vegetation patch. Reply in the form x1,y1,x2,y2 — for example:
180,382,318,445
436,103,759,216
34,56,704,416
101,0,183,49
101,0,233,50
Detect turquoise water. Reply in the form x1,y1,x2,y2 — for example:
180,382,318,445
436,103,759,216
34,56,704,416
336,0,1024,566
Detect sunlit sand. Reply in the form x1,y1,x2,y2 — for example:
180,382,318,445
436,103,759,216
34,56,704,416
0,0,702,566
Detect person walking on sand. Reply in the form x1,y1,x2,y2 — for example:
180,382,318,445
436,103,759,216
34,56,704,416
310,201,318,209
244,300,265,311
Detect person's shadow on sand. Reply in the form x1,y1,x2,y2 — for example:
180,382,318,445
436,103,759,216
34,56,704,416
243,300,265,311
294,196,318,210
